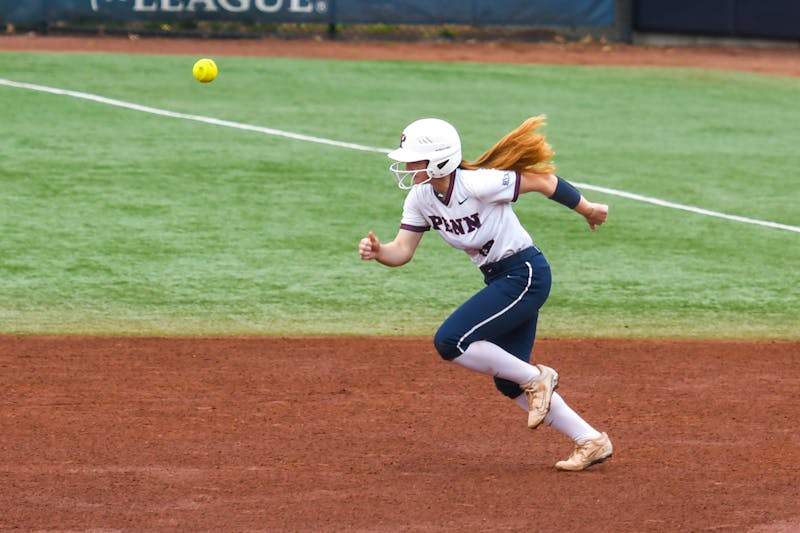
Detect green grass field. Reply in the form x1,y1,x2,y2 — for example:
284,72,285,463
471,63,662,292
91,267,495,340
1,52,798,338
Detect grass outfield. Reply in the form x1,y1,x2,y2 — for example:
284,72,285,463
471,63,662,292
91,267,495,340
1,52,798,338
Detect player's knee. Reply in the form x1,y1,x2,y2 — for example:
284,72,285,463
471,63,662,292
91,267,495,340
433,328,461,361
494,377,523,399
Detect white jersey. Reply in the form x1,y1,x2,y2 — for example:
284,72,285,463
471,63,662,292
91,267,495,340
400,168,535,267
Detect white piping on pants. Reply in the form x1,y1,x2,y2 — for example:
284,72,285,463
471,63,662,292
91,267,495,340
456,261,533,354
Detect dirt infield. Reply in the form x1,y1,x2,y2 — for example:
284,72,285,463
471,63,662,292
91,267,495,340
2,35,799,531
2,337,799,531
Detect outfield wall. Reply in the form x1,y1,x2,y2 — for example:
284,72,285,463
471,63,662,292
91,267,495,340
634,0,800,41
1,0,799,42
0,0,614,26
0,0,627,40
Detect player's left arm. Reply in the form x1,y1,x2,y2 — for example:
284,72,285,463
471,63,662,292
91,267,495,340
519,172,608,232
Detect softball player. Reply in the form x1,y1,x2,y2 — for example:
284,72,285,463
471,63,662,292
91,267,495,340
358,116,612,471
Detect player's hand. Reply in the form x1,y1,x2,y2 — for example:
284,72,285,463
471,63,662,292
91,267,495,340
584,203,608,232
358,231,381,260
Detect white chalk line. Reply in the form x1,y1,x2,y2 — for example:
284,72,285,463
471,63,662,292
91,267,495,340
572,183,799,233
2,77,798,234
0,78,385,154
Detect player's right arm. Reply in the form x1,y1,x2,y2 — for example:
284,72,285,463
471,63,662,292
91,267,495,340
358,229,423,267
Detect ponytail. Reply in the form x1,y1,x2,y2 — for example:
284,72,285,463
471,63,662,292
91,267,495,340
461,115,556,175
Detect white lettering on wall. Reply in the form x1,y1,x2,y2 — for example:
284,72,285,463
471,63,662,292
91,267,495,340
132,0,158,12
254,0,282,13
186,0,219,11
289,0,313,13
95,0,324,14
161,0,183,12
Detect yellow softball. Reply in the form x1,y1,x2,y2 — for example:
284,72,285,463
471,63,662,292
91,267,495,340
192,58,218,83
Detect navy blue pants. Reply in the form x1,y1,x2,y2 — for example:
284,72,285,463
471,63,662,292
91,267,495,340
433,247,552,398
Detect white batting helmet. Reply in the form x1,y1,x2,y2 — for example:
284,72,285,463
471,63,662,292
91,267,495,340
388,118,462,189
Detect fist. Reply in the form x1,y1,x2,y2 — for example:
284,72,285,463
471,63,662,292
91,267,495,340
586,203,609,231
359,231,381,260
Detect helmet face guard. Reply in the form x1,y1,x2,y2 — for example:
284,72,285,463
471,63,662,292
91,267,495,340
390,161,432,190
387,118,462,189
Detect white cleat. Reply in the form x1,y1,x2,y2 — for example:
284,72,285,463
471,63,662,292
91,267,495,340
555,432,613,471
522,364,558,429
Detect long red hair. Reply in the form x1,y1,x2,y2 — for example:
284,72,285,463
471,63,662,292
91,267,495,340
460,115,556,175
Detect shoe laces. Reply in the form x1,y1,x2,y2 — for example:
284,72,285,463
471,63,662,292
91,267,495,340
526,387,544,410
571,441,594,460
